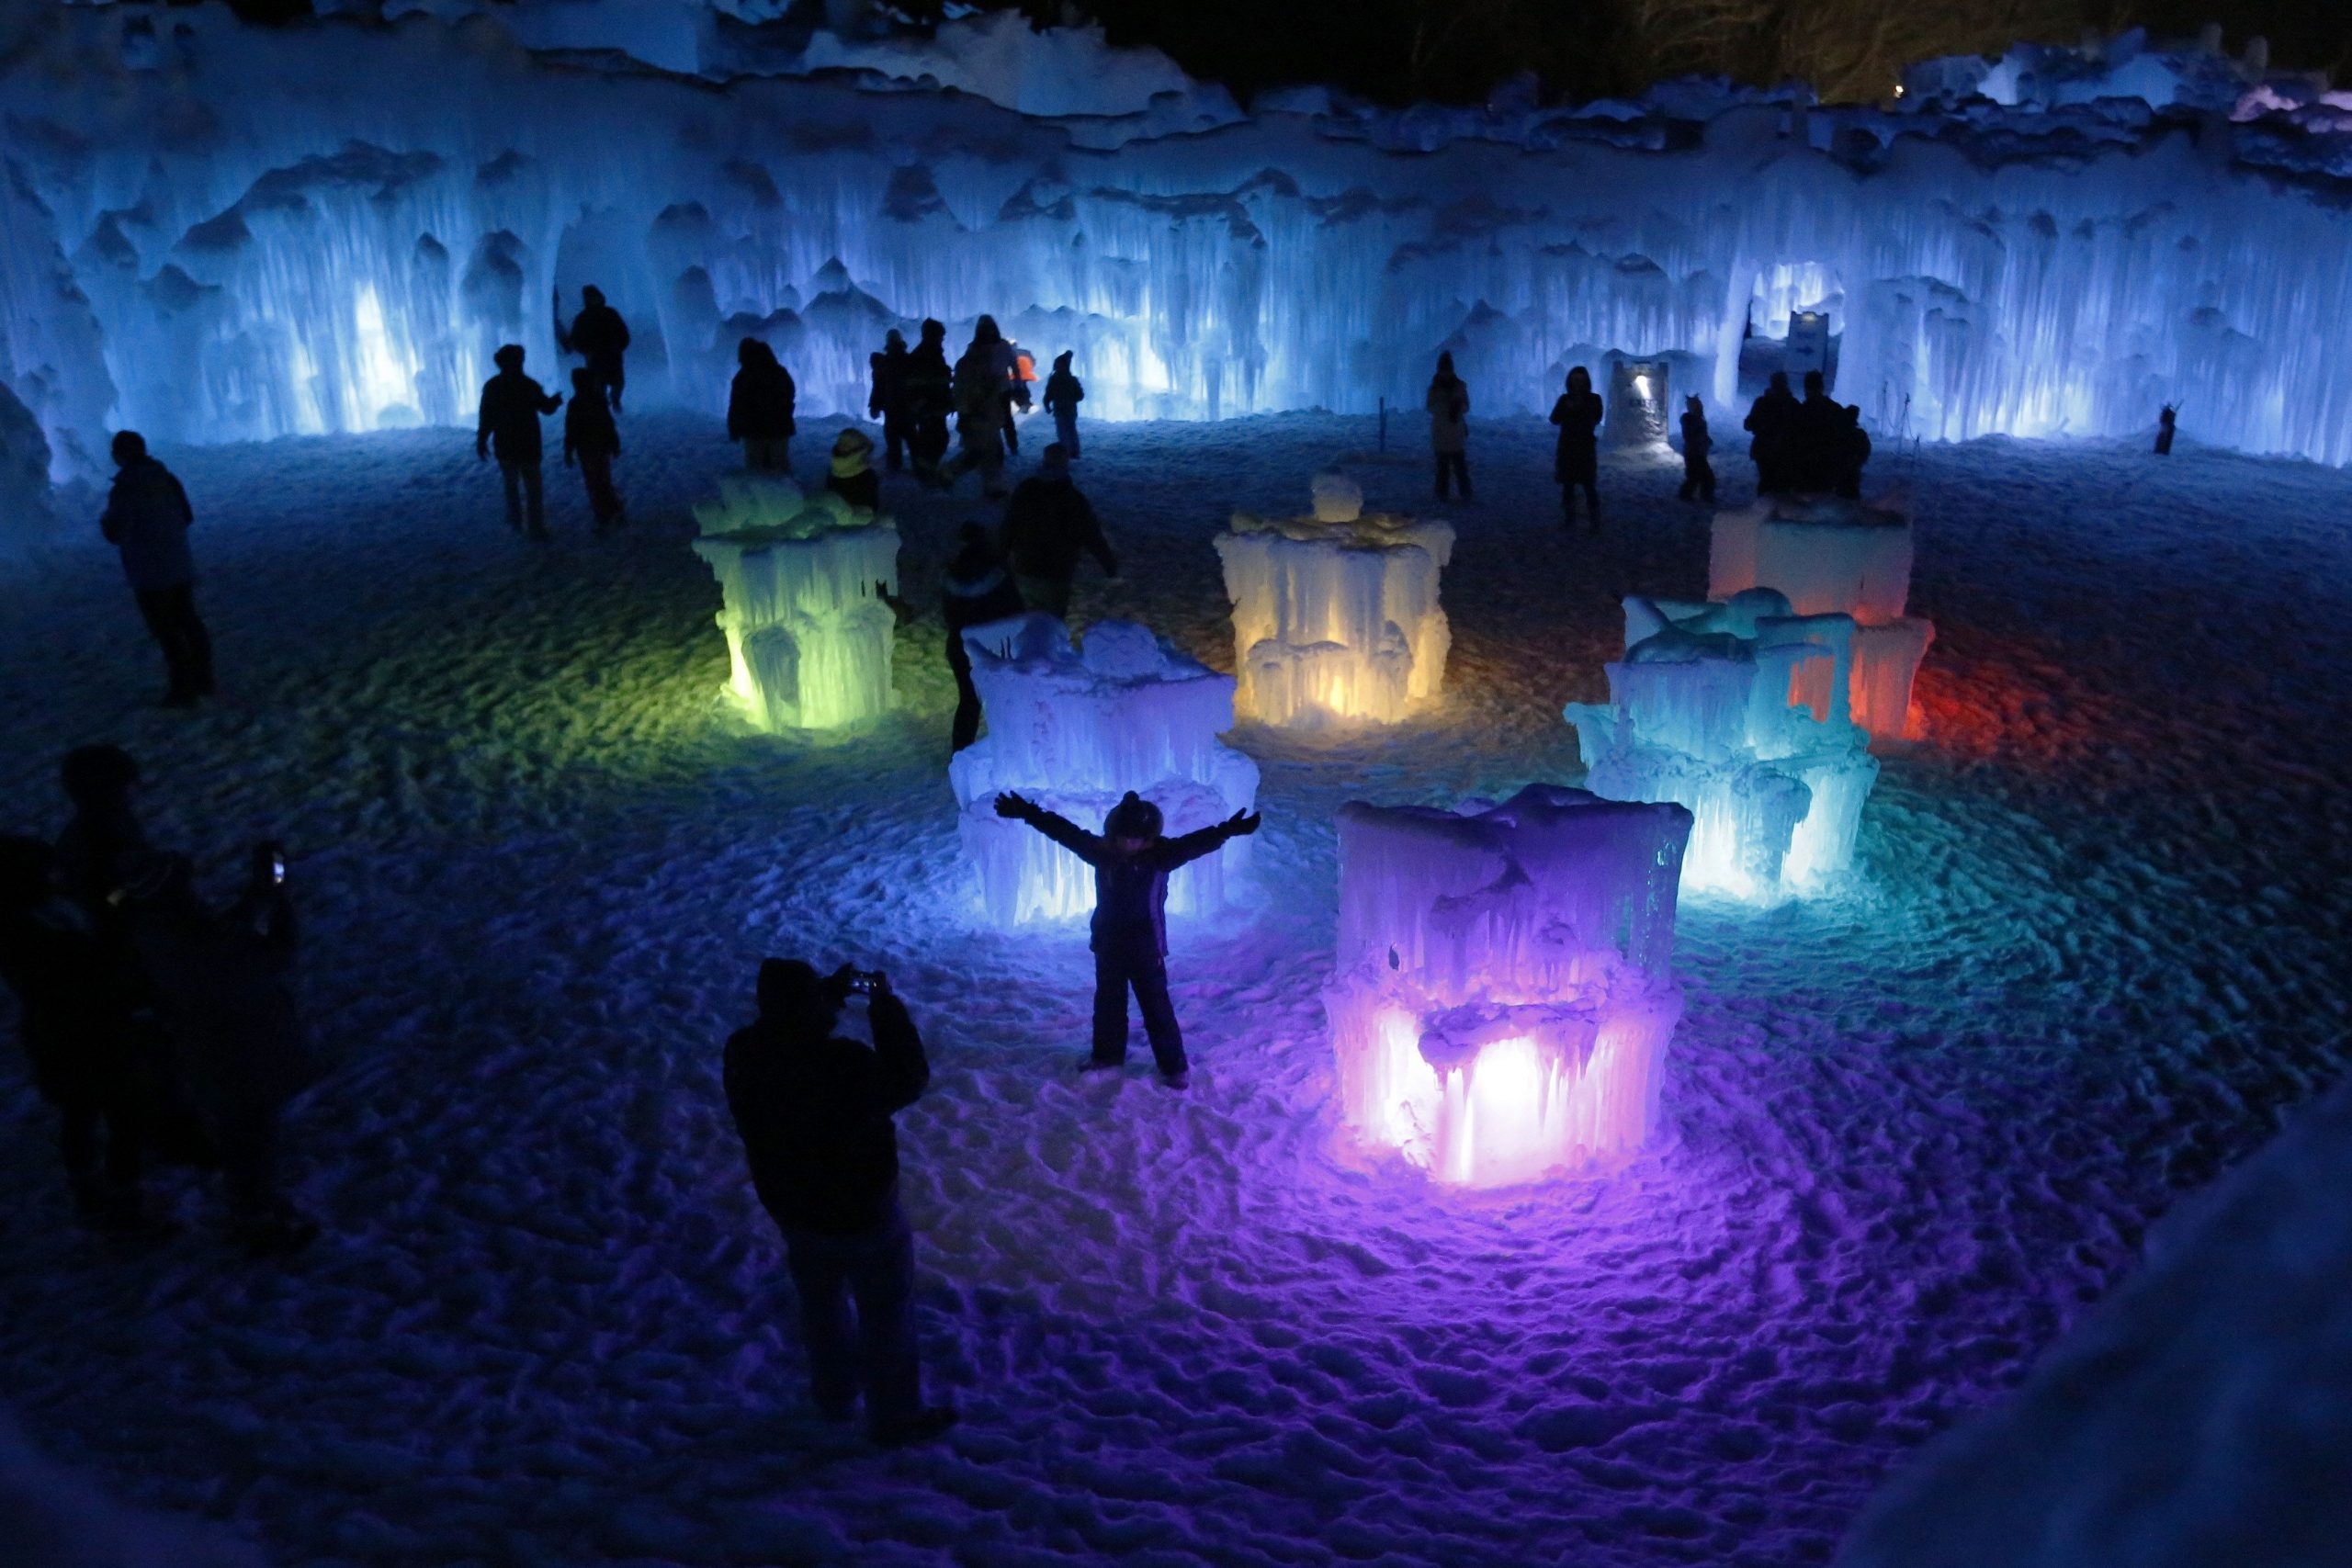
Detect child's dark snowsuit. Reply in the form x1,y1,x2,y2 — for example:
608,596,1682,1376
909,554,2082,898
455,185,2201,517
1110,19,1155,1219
1678,406,1715,503
1042,355,1084,458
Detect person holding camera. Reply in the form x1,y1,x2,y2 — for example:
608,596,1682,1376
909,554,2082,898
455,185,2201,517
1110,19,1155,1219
723,959,956,1447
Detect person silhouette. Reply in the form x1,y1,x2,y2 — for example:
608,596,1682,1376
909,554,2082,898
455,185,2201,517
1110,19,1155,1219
1549,367,1603,530
560,286,631,412
476,345,562,538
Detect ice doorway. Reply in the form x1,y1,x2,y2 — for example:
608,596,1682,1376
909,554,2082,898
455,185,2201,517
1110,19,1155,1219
1739,263,1843,397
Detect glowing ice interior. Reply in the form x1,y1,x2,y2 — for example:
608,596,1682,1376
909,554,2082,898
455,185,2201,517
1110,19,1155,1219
688,475,900,732
1327,785,1690,1188
1709,497,1936,741
1565,591,1881,904
946,615,1260,928
1214,476,1453,729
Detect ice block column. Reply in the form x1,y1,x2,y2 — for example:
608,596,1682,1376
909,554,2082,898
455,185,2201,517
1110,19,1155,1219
1709,495,1936,740
1214,474,1454,729
946,615,1261,928
1327,785,1691,1188
1565,590,1881,903
688,476,902,732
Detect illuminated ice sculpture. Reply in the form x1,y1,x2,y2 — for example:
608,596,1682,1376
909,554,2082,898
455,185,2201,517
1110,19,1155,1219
1709,495,1935,740
1214,475,1453,728
947,615,1260,927
688,475,901,732
1565,591,1880,903
1328,785,1691,1188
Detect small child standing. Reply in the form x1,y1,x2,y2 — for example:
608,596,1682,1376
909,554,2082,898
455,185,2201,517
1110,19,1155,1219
1678,394,1716,504
562,368,624,531
993,789,1259,1088
1041,351,1084,459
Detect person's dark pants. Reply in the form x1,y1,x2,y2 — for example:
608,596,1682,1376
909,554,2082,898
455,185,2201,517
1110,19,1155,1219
1014,574,1072,620
58,1092,144,1210
577,448,623,524
1000,390,1021,455
741,437,790,473
948,635,985,751
1433,451,1470,499
882,414,910,471
501,458,546,534
1091,946,1186,1076
1053,412,1079,458
134,583,215,699
1679,457,1716,502
587,357,625,413
1558,478,1600,528
911,416,950,477
783,1202,922,1431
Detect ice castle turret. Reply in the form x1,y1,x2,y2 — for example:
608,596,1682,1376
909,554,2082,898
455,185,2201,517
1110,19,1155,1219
1214,475,1453,729
1327,785,1690,1188
689,475,900,732
1565,591,1880,904
947,615,1260,928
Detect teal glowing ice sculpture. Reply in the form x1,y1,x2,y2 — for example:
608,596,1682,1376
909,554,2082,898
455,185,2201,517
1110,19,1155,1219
1565,590,1880,903
689,475,900,732
1328,786,1690,1188
946,615,1261,927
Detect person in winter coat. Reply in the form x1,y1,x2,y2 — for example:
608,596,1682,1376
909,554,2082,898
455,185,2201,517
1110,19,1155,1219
1744,371,1799,496
999,446,1116,617
1790,370,1845,491
477,345,563,538
940,342,1011,498
941,523,1025,752
869,329,911,472
903,320,955,482
1426,352,1472,501
826,428,881,513
2154,402,2177,457
728,339,797,473
1041,351,1084,459
967,316,1022,456
724,958,957,1447
100,432,214,706
561,285,631,413
1834,404,1871,499
992,791,1260,1088
1678,394,1717,504
1549,366,1603,530
562,369,625,531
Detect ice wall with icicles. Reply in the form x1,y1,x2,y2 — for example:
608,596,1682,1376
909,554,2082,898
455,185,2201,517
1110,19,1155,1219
7,3,2352,486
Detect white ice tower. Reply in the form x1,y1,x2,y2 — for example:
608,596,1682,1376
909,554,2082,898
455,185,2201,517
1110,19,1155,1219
1214,474,1453,729
1565,590,1880,904
947,615,1260,928
1709,495,1934,741
1327,786,1691,1189
689,475,901,732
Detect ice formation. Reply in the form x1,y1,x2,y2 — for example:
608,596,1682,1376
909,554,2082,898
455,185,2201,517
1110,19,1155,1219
946,615,1259,928
688,474,899,732
8,6,2352,482
1710,495,1935,741
1214,477,1453,729
0,379,56,562
1327,785,1690,1188
1566,591,1879,903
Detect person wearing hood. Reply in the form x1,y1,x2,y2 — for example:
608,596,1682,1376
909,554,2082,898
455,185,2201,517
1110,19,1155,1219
728,339,797,473
1041,351,1084,459
100,431,214,707
1678,394,1717,504
477,344,563,538
903,320,954,483
967,316,1023,457
826,428,881,513
993,792,1260,1089
1549,366,1603,530
999,445,1115,618
1744,371,1798,496
562,369,625,531
941,523,1025,752
560,285,631,413
1426,352,1472,501
869,329,910,472
939,337,1011,498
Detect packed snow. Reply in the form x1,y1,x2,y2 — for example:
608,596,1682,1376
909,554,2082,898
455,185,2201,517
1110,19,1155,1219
5,409,2350,1565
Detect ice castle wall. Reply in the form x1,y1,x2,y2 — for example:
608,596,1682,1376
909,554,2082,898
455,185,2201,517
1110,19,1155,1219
6,3,2352,479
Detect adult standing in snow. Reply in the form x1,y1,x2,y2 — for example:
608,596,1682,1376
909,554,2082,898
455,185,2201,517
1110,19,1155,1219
992,791,1260,1089
940,338,1011,499
100,431,214,706
723,959,957,1447
562,369,625,532
869,329,910,473
560,286,631,414
1426,352,1472,501
1549,366,1603,531
476,345,563,539
999,446,1116,618
941,522,1024,753
967,316,1022,457
1744,371,1798,496
825,428,880,513
2154,403,2177,456
903,319,955,484
728,339,797,474
1834,405,1871,499
1792,370,1843,492
1678,394,1717,504
1041,351,1084,459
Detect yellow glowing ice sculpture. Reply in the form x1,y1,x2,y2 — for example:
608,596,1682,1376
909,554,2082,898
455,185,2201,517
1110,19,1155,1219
1327,786,1690,1188
1214,474,1453,728
1709,495,1935,741
689,475,900,732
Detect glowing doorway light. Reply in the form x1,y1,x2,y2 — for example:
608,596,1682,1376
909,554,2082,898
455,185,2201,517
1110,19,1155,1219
1214,473,1453,729
1327,786,1690,1188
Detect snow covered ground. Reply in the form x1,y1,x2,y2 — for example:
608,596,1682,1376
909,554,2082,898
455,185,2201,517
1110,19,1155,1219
2,411,2347,1566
